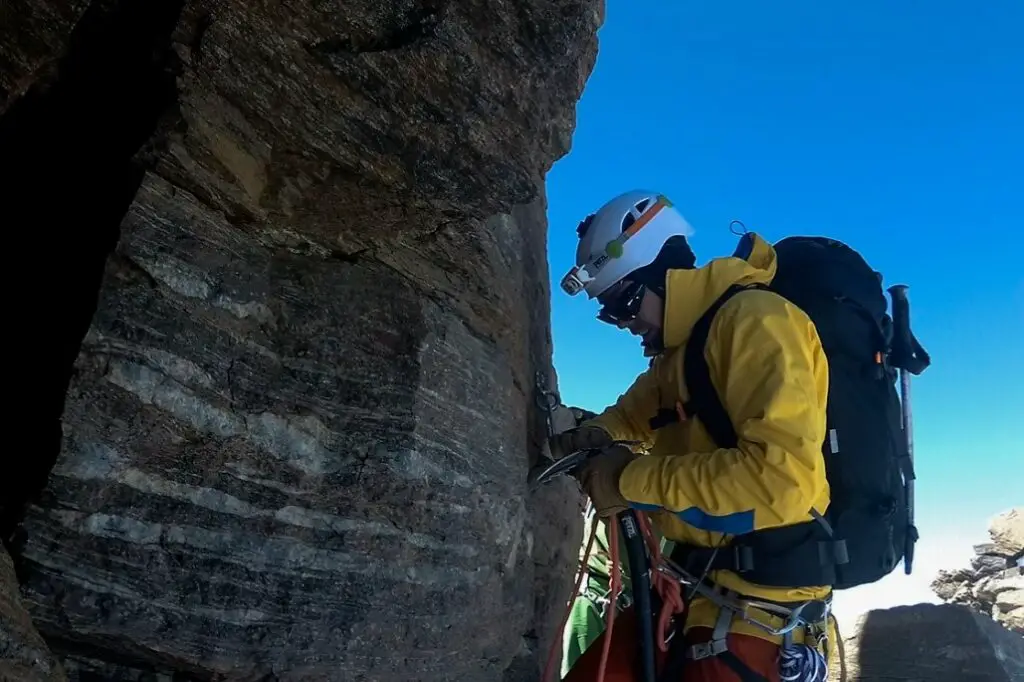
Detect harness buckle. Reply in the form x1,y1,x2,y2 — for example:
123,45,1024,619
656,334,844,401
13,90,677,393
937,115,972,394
688,637,728,661
740,598,832,637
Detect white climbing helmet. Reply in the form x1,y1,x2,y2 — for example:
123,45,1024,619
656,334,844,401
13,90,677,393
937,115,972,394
561,190,694,299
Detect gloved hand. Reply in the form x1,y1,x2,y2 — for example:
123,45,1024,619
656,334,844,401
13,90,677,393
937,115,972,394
570,407,599,424
575,444,637,518
548,425,613,460
548,404,580,436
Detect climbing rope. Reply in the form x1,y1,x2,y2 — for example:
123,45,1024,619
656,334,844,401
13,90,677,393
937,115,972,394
833,613,847,682
540,513,622,682
542,520,600,682
542,509,686,682
596,519,621,682
635,512,686,652
779,643,828,682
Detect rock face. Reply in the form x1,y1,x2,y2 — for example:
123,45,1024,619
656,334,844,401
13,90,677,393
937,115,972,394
0,550,66,682
0,1,602,680
932,507,1024,635
841,603,1024,682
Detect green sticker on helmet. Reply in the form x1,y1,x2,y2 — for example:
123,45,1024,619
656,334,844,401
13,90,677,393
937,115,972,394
605,240,624,258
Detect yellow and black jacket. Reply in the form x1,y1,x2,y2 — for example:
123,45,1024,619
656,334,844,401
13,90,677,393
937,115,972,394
588,233,832,644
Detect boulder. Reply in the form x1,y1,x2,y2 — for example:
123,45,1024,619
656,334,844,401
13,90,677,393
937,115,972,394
994,577,1024,630
0,0,602,680
1006,608,1024,634
991,508,1024,559
972,552,1011,578
933,567,975,602
840,603,1024,682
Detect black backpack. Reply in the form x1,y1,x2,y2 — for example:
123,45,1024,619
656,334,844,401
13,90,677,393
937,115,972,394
669,235,931,590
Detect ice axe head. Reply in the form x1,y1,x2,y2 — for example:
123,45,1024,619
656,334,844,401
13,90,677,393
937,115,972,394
527,442,641,491
527,451,592,490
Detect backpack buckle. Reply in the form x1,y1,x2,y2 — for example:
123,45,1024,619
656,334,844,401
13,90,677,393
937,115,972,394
818,539,849,566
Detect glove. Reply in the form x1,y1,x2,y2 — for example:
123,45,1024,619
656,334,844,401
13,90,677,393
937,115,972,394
576,444,637,518
548,405,579,436
548,425,613,460
570,407,599,424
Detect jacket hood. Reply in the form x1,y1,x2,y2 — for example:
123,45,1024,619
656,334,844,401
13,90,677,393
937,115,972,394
661,232,778,349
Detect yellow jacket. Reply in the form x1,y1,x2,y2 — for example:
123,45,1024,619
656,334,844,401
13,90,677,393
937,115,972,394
588,233,832,644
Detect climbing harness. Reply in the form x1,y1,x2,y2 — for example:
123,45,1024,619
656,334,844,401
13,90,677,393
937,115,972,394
656,556,833,634
533,456,836,682
656,560,835,680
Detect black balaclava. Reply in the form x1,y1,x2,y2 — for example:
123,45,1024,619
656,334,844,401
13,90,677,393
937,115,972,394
621,236,696,357
627,235,696,297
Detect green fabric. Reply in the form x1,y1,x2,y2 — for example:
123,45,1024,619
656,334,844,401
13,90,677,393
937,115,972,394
560,591,604,677
561,515,631,677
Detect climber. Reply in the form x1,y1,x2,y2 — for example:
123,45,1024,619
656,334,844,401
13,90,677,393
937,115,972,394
551,191,834,681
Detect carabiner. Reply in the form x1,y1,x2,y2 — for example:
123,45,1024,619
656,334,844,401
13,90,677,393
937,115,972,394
742,599,829,637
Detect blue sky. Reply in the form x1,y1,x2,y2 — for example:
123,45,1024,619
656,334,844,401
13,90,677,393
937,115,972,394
545,1,1023,625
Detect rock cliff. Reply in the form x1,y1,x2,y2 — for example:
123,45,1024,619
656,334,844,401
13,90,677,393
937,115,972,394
0,1,602,680
932,507,1024,634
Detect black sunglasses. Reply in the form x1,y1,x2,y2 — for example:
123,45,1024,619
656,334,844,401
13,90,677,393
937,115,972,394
597,280,646,325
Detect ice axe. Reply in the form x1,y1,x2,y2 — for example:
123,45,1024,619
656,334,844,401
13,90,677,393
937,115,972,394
527,442,642,491
529,449,656,682
887,284,931,575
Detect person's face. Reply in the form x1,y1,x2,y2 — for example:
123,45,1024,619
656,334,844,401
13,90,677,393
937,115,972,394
597,280,665,356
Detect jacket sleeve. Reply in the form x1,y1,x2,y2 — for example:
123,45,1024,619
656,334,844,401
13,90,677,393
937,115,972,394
618,291,829,534
585,361,661,450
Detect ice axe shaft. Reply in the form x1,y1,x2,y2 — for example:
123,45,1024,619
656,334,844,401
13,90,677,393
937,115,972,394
619,510,657,682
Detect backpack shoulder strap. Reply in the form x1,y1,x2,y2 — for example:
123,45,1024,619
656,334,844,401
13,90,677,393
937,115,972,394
683,284,768,449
